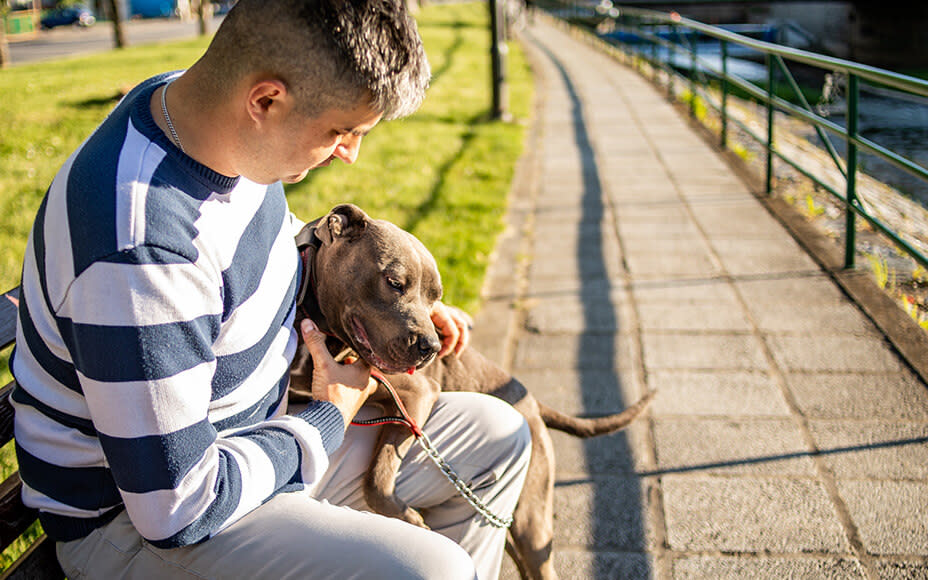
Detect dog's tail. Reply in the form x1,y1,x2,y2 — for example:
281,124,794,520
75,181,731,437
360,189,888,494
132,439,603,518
539,390,656,438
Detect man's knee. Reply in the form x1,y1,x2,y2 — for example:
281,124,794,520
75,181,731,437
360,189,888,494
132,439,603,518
407,531,477,580
436,392,531,481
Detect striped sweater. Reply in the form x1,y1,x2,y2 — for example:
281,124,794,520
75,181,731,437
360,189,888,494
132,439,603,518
10,72,345,548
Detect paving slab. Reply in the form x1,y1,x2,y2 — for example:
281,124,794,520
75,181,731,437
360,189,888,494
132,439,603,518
786,372,928,420
553,477,654,551
641,332,769,370
873,560,928,578
808,421,928,479
662,476,849,553
837,479,928,555
512,332,638,371
652,417,818,476
648,370,791,417
507,368,643,416
765,334,911,373
671,556,868,579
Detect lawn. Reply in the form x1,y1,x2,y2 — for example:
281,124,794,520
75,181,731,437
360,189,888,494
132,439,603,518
0,1,533,570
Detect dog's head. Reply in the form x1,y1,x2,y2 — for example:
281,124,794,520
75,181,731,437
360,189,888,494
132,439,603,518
296,204,443,374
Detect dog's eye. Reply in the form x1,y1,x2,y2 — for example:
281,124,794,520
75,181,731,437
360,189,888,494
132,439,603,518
385,276,404,293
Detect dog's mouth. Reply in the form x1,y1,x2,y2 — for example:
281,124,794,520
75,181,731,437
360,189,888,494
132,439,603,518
348,315,423,375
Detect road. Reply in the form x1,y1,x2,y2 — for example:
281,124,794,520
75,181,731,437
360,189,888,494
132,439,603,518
7,16,224,66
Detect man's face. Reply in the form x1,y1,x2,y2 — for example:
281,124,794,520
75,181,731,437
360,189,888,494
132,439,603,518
249,100,383,185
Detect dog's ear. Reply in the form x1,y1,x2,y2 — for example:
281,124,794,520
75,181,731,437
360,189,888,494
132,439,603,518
317,204,369,245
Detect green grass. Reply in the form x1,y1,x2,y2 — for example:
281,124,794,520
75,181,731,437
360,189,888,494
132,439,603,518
0,2,532,571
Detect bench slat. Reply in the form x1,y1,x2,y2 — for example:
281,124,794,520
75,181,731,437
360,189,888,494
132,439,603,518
1,382,14,448
0,287,63,580
0,535,63,580
0,383,62,580
0,471,37,553
0,288,18,352
0,360,57,578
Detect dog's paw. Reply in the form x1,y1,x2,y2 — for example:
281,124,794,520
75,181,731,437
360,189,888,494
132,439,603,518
400,508,430,530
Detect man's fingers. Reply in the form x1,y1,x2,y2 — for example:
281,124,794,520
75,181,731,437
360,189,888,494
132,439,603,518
431,302,473,358
300,319,333,364
440,324,459,357
434,305,459,358
449,305,474,330
453,314,470,356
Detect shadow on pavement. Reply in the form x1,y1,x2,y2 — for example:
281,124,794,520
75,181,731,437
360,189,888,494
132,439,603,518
529,34,651,578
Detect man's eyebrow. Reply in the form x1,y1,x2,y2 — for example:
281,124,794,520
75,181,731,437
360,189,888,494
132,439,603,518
343,127,372,137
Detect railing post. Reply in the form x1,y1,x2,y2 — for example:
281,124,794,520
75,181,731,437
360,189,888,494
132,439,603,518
668,23,676,99
689,30,696,117
720,39,728,149
845,74,860,269
651,22,658,83
765,53,775,195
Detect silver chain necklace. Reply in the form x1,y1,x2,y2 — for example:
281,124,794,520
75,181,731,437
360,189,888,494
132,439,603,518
160,79,185,153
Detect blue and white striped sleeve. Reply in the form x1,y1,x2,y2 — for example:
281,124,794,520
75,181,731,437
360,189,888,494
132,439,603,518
55,246,342,548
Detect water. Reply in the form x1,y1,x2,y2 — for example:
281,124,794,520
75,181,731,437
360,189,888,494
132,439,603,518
814,89,928,210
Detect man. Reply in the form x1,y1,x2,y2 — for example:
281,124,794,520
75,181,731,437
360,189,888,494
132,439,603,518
10,0,530,578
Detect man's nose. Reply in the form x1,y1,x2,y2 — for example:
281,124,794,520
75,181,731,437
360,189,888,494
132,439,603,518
333,135,362,165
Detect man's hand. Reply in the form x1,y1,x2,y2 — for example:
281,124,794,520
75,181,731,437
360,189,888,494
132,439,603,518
300,319,377,427
431,302,473,358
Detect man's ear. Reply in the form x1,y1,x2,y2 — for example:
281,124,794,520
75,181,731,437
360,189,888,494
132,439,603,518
246,79,290,123
317,204,369,245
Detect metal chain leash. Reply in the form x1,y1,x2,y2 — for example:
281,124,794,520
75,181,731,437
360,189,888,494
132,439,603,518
337,347,514,529
414,430,514,529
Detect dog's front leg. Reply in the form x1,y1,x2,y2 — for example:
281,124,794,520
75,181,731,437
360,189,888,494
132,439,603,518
363,375,440,529
365,423,428,527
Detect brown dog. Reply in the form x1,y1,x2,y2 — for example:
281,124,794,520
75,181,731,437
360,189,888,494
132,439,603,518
289,204,654,580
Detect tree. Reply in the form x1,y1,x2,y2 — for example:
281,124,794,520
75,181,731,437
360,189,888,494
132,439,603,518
195,0,211,36
0,0,11,70
489,0,509,121
108,0,126,48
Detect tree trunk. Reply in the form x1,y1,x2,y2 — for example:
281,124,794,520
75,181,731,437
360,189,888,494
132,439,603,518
0,17,10,70
196,0,210,36
108,0,126,48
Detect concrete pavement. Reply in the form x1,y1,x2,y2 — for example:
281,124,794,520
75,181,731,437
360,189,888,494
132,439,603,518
473,14,928,580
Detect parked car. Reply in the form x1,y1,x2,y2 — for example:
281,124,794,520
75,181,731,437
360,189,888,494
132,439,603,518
40,4,96,29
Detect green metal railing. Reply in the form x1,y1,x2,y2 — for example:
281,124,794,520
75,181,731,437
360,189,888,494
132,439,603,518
540,2,928,272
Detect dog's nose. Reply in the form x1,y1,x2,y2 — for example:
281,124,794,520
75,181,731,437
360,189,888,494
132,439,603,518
416,334,441,358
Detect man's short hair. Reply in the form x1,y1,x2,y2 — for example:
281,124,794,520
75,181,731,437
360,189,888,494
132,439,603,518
206,0,431,120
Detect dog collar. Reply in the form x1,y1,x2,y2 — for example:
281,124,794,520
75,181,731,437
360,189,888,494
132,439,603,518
295,217,326,328
294,215,419,376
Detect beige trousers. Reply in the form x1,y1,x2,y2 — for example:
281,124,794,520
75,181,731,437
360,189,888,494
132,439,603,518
56,392,531,580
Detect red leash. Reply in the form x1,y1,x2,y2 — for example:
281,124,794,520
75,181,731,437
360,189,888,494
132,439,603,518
350,370,424,438
326,344,424,438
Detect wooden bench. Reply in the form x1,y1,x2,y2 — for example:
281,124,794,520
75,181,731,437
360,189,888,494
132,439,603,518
0,287,65,579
